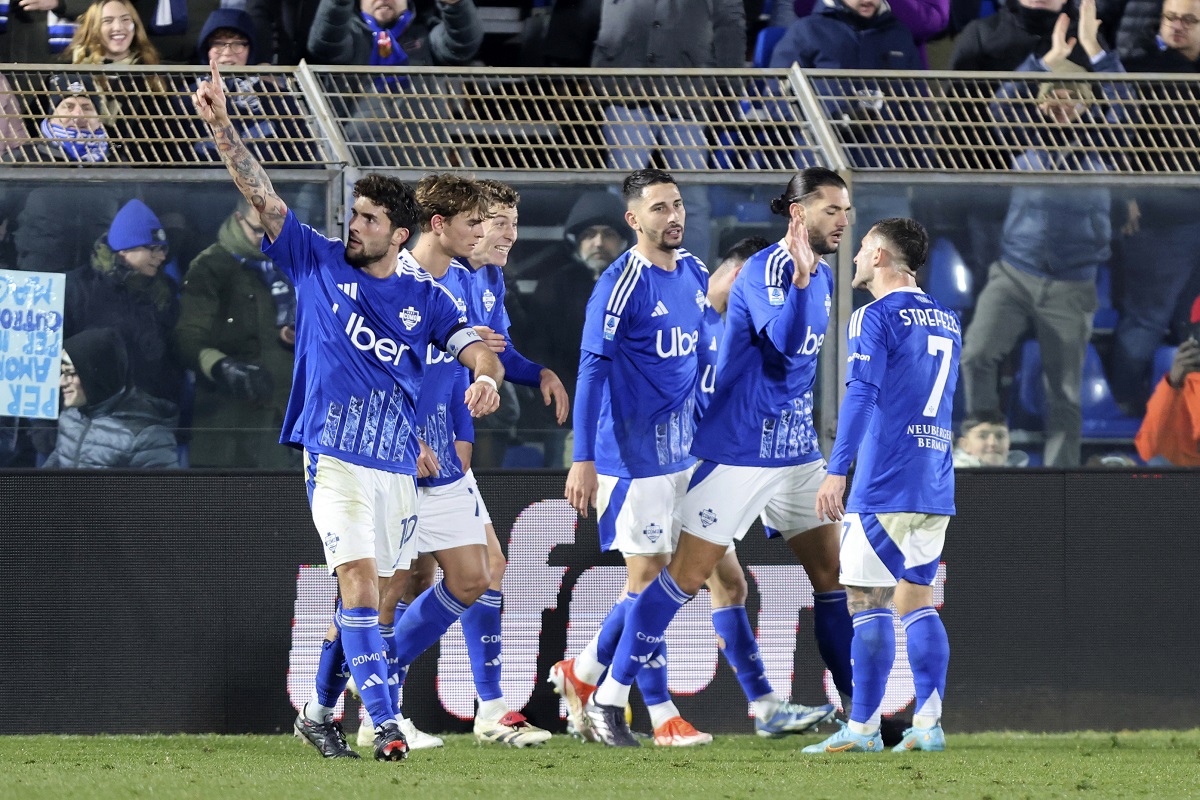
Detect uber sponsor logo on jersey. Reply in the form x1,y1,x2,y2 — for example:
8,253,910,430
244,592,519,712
797,326,825,356
340,311,413,365
656,326,698,358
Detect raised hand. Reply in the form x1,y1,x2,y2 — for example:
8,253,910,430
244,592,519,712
193,62,230,128
1043,13,1077,68
787,208,817,290
1077,0,1104,57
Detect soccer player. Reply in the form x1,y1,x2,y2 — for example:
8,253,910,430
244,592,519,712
553,168,713,748
805,217,959,754
193,66,504,762
581,168,851,746
455,178,566,745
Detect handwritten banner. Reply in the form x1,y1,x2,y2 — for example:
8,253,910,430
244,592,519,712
0,269,64,420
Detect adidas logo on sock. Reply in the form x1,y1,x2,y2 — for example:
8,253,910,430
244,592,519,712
484,657,503,667
337,282,359,300
360,673,384,690
651,301,669,317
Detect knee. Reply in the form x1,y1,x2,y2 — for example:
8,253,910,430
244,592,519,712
708,571,748,608
447,571,490,605
488,550,507,580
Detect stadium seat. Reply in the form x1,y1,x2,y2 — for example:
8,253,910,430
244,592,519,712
1151,344,1178,388
923,237,974,313
503,444,544,468
1010,340,1141,439
1093,266,1118,333
753,26,788,69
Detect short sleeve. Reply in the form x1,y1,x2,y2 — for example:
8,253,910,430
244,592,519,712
580,268,631,359
743,250,792,337
846,304,890,388
262,209,326,284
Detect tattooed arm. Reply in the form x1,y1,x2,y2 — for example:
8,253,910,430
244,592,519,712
192,63,288,242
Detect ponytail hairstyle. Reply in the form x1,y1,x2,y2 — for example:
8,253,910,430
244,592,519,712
769,167,847,216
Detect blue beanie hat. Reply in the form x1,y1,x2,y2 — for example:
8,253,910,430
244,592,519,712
108,199,168,252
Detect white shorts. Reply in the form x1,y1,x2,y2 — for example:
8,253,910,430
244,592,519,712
596,467,692,557
678,459,828,548
462,469,492,526
839,512,949,588
400,472,489,569
305,450,419,578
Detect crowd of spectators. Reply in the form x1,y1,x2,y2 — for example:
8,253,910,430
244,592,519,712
1,0,1198,468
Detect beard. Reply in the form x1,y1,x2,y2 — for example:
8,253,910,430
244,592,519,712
344,241,388,269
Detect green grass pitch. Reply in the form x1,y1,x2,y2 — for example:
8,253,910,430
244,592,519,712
3,730,1198,800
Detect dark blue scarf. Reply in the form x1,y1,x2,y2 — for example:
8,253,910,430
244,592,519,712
361,9,414,67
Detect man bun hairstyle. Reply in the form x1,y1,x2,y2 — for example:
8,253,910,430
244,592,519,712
872,217,929,274
621,168,676,203
353,173,419,231
769,167,847,216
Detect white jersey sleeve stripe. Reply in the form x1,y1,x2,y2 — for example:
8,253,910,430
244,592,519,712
606,259,644,316
848,306,867,339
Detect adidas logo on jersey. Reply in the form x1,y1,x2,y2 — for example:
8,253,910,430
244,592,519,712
337,282,359,300
651,301,669,317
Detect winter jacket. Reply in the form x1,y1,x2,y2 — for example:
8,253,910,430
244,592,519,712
590,0,745,68
1135,373,1200,466
63,237,183,404
12,186,119,273
244,0,323,64
770,0,925,70
43,387,179,468
306,0,482,66
44,328,178,469
790,0,946,66
1110,0,1165,61
174,215,296,468
951,0,1109,71
782,0,940,68
0,0,90,63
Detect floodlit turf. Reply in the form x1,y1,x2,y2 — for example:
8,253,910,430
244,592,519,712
2,730,1198,800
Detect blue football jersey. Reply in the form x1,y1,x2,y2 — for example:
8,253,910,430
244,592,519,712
458,260,511,334
414,261,475,488
692,241,832,467
580,247,709,478
695,302,723,418
266,212,478,475
844,287,961,515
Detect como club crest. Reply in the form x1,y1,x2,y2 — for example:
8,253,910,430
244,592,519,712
399,306,422,330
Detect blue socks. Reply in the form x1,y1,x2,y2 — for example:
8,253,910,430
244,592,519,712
902,607,948,725
338,606,395,727
461,589,504,701
392,581,469,669
607,572,691,689
595,593,635,667
814,590,854,699
848,608,895,732
313,632,351,709
712,605,774,701
635,641,670,705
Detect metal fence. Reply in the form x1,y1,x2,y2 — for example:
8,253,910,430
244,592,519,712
3,64,1198,177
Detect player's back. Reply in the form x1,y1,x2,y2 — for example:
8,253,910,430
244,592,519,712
845,288,961,515
581,247,709,477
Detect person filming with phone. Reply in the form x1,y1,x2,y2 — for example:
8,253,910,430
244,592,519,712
1135,297,1200,466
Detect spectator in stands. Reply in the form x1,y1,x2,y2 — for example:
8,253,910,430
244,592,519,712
174,198,297,468
244,0,319,64
12,183,119,272
306,0,482,66
1100,0,1170,61
64,0,160,66
772,0,926,70
63,198,184,405
769,0,927,184
962,20,1121,467
0,0,81,62
184,8,313,163
790,0,949,66
1109,0,1200,411
525,0,602,67
952,411,1030,466
1135,316,1200,466
43,327,179,469
951,0,1111,70
511,190,629,467
591,0,745,266
3,73,115,164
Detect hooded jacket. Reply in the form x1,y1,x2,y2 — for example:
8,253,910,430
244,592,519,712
174,213,297,467
43,328,179,469
195,7,260,64
63,235,183,404
589,0,745,68
770,0,924,71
